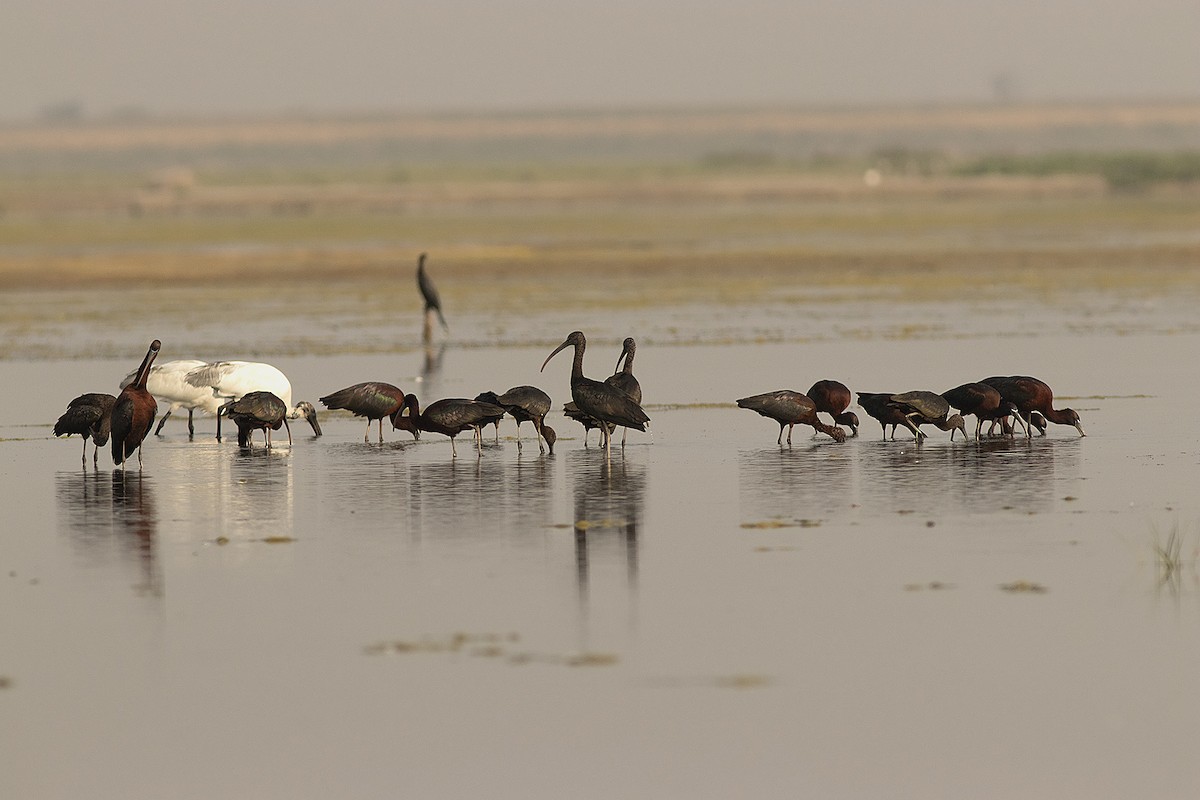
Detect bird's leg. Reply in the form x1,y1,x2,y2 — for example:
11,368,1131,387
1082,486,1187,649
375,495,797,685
378,418,384,444
155,410,172,435
92,442,99,467
284,418,292,446
187,408,195,438
776,424,784,445
363,418,370,444
493,423,499,444
787,423,794,446
137,447,143,468
621,426,628,447
266,427,272,449
476,429,484,457
216,412,222,442
450,435,458,458
516,420,524,451
975,417,983,440
81,439,88,464
902,414,924,440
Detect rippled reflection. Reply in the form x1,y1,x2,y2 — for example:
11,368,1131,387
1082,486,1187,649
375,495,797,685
737,441,855,521
738,437,1082,520
568,451,645,630
405,447,556,543
55,469,161,596
858,437,1081,514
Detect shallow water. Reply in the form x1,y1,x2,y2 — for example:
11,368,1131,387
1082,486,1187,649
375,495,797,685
3,287,1200,798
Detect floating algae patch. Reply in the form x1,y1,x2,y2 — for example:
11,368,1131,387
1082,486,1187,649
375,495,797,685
999,581,1049,593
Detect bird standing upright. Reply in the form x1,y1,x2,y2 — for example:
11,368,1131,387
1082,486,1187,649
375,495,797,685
541,331,649,458
417,252,448,343
111,340,161,468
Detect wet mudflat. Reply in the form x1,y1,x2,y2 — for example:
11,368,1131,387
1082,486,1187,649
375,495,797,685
2,287,1200,799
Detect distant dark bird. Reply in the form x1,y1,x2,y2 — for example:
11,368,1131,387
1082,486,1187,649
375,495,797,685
738,390,847,444
807,379,860,436
541,331,649,457
417,252,448,342
221,391,290,448
888,391,967,441
179,360,321,440
856,392,911,440
391,395,506,457
54,392,116,465
942,382,1027,439
319,382,408,443
982,376,1085,437
478,385,555,453
111,340,161,468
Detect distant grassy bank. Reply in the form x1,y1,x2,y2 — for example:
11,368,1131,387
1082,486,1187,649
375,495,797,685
1,102,1198,293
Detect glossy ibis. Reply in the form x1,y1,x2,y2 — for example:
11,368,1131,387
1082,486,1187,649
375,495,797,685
479,386,555,453
942,382,1028,439
391,395,506,457
856,392,911,440
888,391,967,441
608,337,643,446
119,359,209,436
417,252,448,342
982,376,1084,437
111,340,161,468
184,361,322,440
807,379,860,437
54,392,117,465
221,391,291,448
737,390,847,444
319,382,410,443
541,331,649,458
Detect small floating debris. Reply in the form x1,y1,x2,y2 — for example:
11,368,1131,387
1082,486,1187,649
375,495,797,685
260,536,294,544
0,676,12,689
999,581,1048,593
740,518,820,530
904,581,954,592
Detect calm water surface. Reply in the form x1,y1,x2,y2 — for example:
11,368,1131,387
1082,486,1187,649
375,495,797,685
2,290,1199,799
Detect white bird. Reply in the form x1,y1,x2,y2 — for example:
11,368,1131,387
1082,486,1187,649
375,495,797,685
120,359,215,437
183,361,322,440
124,359,321,439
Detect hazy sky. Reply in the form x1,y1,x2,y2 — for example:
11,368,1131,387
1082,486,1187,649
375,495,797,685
2,1,1198,120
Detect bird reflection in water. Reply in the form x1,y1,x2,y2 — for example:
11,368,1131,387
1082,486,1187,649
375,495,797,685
55,469,161,597
406,448,554,542
860,436,1079,515
737,443,855,521
225,447,295,533
569,453,645,644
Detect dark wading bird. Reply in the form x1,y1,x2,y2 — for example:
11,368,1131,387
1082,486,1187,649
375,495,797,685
541,331,650,458
556,336,645,449
417,252,448,343
54,393,117,465
221,391,291,449
888,391,967,441
475,386,556,453
982,376,1085,437
941,382,1027,439
807,379,860,437
856,392,911,440
319,382,408,443
111,340,161,468
471,392,510,443
391,395,505,457
737,390,847,444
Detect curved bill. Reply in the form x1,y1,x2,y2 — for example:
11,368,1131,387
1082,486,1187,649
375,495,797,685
541,340,571,372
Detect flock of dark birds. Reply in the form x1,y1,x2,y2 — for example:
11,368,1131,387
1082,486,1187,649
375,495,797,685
52,254,1086,469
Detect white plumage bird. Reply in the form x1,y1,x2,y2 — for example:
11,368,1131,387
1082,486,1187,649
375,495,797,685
122,359,322,439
